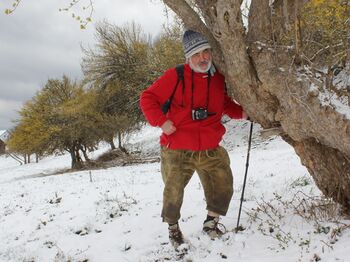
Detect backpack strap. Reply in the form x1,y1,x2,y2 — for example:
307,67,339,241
175,64,184,80
161,64,185,114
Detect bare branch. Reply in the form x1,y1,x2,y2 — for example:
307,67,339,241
4,0,21,15
59,0,94,29
4,0,94,29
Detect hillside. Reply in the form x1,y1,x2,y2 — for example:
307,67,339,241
0,121,349,262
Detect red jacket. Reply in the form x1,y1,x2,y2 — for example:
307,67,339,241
140,64,243,151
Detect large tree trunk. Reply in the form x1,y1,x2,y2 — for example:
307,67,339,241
163,0,350,210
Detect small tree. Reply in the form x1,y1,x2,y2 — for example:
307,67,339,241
9,76,107,169
82,22,153,149
7,99,60,160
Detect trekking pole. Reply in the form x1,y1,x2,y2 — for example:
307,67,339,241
235,121,254,232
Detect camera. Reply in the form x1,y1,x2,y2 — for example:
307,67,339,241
192,108,208,120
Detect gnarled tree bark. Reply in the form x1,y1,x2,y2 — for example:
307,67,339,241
163,0,350,210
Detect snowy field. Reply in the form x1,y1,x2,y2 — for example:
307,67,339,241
0,121,349,262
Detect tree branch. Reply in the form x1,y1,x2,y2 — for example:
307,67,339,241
4,0,21,15
248,0,310,44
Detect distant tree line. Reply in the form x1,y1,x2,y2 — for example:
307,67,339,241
7,21,184,169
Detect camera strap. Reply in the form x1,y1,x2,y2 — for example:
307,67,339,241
191,70,211,110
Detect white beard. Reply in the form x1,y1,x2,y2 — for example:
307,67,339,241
189,59,212,73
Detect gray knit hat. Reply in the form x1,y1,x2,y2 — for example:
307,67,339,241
182,30,211,59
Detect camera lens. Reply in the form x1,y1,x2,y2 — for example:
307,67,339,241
192,108,208,120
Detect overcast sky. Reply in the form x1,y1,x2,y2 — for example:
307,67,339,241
0,0,170,130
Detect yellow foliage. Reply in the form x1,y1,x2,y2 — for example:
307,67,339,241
301,0,349,64
8,76,106,156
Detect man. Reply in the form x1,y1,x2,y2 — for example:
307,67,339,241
140,29,248,248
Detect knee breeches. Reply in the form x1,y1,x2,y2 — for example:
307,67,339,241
160,146,233,224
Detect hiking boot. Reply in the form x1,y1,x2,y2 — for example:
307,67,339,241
203,217,226,239
168,223,184,248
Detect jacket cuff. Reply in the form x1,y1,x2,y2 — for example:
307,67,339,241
157,115,168,127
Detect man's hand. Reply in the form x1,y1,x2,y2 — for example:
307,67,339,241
161,120,176,135
242,111,250,120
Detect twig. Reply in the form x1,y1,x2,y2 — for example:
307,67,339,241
89,170,93,182
4,0,21,15
320,240,334,250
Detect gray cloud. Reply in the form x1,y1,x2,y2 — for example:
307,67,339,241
0,0,169,130
0,99,23,130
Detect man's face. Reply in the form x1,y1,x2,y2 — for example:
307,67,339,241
189,48,212,73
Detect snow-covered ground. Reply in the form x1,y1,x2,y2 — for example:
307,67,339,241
0,121,349,262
